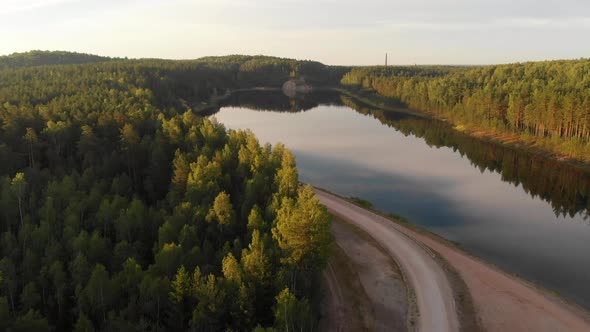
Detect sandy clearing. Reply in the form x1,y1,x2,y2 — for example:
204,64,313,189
333,219,409,331
320,259,347,332
319,235,375,332
315,189,460,332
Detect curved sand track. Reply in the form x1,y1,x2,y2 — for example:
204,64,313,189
315,189,590,332
315,189,460,332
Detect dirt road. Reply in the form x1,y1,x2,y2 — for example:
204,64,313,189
315,189,460,332
391,216,590,331
315,189,590,332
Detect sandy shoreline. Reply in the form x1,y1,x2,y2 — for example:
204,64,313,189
315,188,590,331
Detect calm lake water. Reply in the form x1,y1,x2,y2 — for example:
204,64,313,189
211,91,590,309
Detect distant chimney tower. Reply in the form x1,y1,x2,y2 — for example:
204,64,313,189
385,53,388,66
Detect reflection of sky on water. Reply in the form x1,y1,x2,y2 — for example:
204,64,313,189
213,104,590,308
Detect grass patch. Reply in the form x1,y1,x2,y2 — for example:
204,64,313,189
387,212,410,224
335,87,426,117
349,196,374,209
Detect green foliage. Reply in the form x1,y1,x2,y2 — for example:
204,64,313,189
0,50,114,70
207,191,235,227
20,282,41,312
12,309,50,332
247,205,266,232
10,172,27,227
253,326,278,332
222,253,242,283
170,265,191,304
0,56,331,330
273,185,332,271
0,296,10,330
241,230,271,283
74,313,96,332
342,60,590,162
349,196,374,209
273,288,313,332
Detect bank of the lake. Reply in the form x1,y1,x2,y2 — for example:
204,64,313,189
317,188,590,332
340,87,590,171
211,90,590,310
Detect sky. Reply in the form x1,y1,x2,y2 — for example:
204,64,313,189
1,0,589,65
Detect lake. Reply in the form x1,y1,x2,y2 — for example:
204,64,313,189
210,90,590,309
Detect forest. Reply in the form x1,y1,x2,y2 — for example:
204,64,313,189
3,50,590,330
0,52,333,331
0,51,114,70
341,61,590,162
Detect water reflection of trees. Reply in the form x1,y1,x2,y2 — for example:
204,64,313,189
341,96,590,220
219,90,342,113
213,90,590,220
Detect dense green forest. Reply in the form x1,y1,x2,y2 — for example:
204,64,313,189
341,61,590,162
0,51,114,70
0,52,333,331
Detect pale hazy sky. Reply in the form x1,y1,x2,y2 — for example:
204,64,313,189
1,0,589,65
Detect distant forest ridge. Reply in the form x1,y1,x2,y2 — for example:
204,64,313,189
3,50,590,163
0,51,115,70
